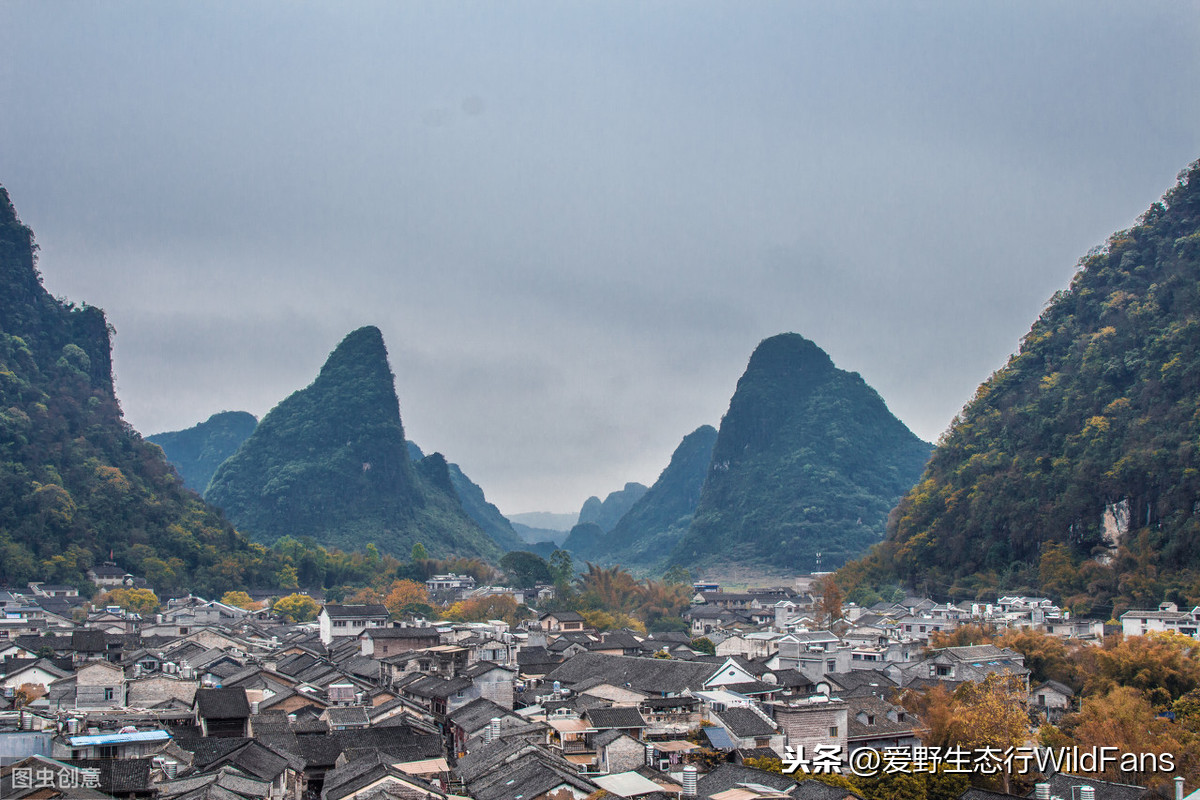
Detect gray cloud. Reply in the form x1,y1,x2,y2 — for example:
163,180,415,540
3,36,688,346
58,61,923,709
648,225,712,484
2,1,1198,513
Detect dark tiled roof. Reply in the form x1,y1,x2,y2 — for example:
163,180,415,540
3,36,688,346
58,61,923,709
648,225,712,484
1035,773,1157,800
827,671,897,696
772,669,815,689
846,696,916,740
794,778,867,800
696,763,796,796
63,758,152,793
714,706,777,738
403,675,473,700
69,630,107,652
196,687,251,719
543,652,716,695
325,707,369,727
296,728,443,768
585,706,647,729
322,605,388,619
364,626,440,639
721,681,778,696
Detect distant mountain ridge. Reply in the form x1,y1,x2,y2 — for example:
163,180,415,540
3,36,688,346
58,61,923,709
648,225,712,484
577,482,648,532
406,440,525,552
670,333,932,573
563,425,716,569
507,511,578,532
205,326,503,561
147,411,257,494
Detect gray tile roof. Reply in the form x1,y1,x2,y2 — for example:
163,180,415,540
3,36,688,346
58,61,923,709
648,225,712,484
584,706,647,729
196,687,251,719
713,706,777,739
322,604,388,619
543,652,716,695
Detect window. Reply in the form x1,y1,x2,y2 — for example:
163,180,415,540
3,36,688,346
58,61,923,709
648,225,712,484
104,687,114,701
829,726,838,737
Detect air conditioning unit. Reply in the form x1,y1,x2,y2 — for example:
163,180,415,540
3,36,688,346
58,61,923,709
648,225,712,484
659,759,672,771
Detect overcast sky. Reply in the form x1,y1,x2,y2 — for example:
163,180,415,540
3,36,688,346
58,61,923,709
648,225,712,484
2,2,1198,515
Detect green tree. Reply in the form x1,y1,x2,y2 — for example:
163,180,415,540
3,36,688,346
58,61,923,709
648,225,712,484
275,564,300,591
691,637,716,655
548,549,574,585
411,542,428,562
499,551,552,588
663,565,691,585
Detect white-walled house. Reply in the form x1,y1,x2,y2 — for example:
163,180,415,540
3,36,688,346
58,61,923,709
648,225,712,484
318,604,390,645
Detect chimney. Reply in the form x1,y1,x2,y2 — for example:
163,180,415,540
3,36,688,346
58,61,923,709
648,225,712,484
1035,785,1050,800
645,743,656,766
1080,787,1095,800
1176,777,1185,800
164,761,178,780
250,701,260,714
682,766,698,797
488,717,502,743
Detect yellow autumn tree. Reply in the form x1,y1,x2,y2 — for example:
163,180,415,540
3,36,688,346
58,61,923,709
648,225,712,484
383,580,430,617
220,590,256,610
443,595,522,624
346,587,383,605
1061,686,1200,789
272,593,320,622
100,587,159,615
946,674,1031,792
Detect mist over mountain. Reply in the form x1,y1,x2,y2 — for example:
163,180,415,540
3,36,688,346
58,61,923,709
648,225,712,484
671,333,932,573
147,411,257,494
205,326,502,561
507,511,578,532
845,162,1200,612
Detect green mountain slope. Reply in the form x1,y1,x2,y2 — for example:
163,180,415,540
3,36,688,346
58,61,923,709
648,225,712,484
567,425,717,569
846,161,1200,611
671,333,931,573
147,411,257,494
0,186,262,595
205,327,502,561
406,440,524,552
578,482,648,532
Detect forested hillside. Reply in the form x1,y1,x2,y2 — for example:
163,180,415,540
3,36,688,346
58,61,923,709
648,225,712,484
843,161,1200,614
0,186,267,595
205,326,503,561
147,411,257,494
565,425,716,570
671,333,931,573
